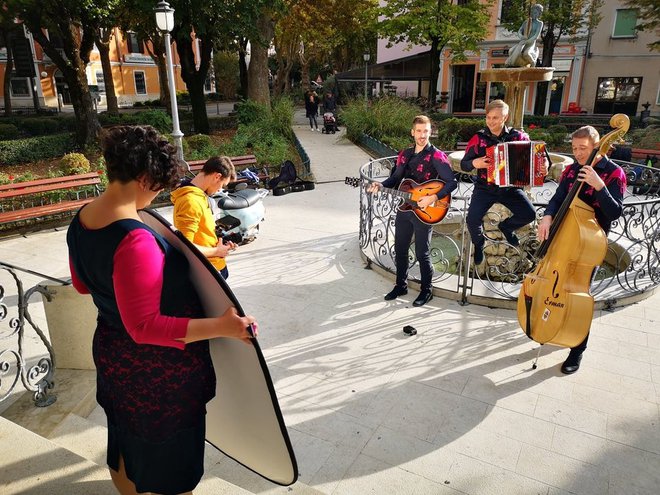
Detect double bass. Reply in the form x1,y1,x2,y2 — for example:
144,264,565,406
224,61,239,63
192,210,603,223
517,114,629,348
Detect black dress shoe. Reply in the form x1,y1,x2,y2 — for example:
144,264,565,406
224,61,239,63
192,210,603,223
561,353,583,374
384,286,408,301
413,290,433,307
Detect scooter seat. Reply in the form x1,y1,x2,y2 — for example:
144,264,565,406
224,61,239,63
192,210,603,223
216,189,263,210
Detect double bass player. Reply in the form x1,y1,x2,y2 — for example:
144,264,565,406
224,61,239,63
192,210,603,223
537,126,627,374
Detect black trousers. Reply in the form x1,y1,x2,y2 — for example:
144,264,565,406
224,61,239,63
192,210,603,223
394,210,434,290
571,332,589,354
466,185,536,247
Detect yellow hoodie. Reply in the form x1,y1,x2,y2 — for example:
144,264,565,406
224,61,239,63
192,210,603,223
171,184,226,271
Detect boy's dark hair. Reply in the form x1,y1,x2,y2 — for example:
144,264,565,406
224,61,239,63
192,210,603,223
202,156,236,180
101,125,184,191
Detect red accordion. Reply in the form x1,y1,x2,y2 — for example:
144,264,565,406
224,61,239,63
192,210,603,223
486,141,546,187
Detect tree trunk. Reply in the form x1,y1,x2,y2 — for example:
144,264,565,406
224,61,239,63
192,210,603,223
274,48,295,96
238,38,248,99
248,12,275,105
2,30,13,116
541,28,555,68
145,35,170,112
428,39,440,105
300,60,310,95
174,32,211,134
29,26,100,147
96,29,118,115
68,64,101,146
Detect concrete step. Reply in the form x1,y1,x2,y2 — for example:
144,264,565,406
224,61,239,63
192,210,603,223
2,369,321,494
0,416,116,495
0,368,97,438
49,412,255,494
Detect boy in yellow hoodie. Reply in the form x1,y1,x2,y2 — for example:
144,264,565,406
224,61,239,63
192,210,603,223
171,156,237,278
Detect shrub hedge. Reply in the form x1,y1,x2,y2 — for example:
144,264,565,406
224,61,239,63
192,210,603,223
98,109,172,133
0,133,76,165
0,123,20,140
59,152,91,175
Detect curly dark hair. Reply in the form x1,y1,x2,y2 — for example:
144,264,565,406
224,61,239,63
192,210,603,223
101,125,185,191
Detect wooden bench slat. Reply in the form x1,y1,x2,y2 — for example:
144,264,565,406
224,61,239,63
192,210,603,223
0,198,94,223
0,178,101,199
0,172,102,227
186,155,257,171
0,172,101,192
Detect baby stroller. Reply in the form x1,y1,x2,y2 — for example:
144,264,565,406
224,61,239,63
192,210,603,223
321,112,337,134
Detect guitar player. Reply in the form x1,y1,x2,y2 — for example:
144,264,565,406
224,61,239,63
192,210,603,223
367,115,457,307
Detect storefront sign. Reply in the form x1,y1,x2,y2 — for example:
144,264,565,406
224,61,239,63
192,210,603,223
491,49,509,58
124,53,155,65
552,59,572,72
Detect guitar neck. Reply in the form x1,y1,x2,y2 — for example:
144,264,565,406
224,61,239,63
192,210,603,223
367,179,411,201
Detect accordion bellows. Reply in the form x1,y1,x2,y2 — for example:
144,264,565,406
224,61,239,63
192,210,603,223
486,141,546,187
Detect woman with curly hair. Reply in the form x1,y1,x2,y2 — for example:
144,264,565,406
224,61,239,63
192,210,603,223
67,125,257,495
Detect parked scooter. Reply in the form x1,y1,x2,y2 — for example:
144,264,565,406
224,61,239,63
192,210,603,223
212,183,268,245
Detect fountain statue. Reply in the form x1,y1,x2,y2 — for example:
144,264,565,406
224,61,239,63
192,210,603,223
505,4,543,68
480,3,554,129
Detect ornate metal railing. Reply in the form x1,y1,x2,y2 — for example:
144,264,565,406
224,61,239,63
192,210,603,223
0,262,62,407
356,156,660,308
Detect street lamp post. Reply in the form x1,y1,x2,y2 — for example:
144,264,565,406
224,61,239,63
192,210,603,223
363,52,370,106
154,0,184,161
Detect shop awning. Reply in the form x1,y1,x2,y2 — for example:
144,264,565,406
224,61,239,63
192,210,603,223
335,50,433,82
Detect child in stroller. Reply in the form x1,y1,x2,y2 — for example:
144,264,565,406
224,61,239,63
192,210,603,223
321,112,337,134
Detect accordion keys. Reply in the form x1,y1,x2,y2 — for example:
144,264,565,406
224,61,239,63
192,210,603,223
486,141,546,187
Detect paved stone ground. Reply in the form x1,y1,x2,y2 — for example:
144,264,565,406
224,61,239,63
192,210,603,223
1,108,659,494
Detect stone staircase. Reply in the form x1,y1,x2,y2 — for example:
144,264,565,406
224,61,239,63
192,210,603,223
1,369,318,495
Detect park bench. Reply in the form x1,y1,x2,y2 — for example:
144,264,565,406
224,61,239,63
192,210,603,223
631,147,658,165
186,154,268,188
0,172,102,228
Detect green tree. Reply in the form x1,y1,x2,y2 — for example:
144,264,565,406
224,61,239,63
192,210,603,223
378,0,491,105
273,0,378,95
10,0,120,147
623,0,660,50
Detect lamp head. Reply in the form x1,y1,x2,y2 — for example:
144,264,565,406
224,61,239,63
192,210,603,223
154,0,175,33
363,52,370,62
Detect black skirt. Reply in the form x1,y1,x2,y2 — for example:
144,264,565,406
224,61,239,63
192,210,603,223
107,418,206,495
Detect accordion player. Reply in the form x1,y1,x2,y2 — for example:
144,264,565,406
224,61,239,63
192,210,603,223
486,141,547,187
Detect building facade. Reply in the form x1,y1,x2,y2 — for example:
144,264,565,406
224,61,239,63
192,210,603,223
0,26,199,111
375,0,659,118
580,2,659,117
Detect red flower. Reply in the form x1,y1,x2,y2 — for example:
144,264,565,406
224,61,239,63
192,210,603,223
528,124,537,129
97,169,104,175
8,175,14,181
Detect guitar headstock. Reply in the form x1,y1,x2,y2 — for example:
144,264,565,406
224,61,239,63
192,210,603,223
344,177,361,188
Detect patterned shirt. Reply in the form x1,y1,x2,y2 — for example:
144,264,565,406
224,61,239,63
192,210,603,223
544,156,627,234
382,143,457,200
